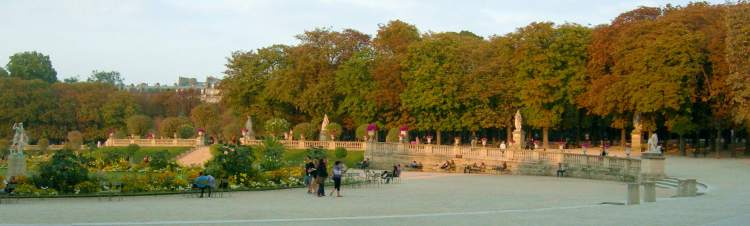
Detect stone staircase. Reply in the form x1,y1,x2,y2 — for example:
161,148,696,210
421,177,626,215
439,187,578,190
176,146,213,167
655,177,708,196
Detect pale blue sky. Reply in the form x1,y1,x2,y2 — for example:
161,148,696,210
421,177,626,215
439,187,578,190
0,0,724,84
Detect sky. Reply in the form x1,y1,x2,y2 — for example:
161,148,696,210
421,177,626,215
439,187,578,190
0,0,725,85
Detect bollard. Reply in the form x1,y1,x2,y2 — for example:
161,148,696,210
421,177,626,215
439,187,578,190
677,179,697,197
643,181,656,202
627,183,640,205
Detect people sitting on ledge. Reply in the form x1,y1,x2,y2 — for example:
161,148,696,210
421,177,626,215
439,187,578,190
358,158,370,169
440,160,450,169
495,162,508,172
556,163,567,177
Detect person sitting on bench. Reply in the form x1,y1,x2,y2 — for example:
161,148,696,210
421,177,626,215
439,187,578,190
556,163,567,177
192,172,214,198
439,160,450,169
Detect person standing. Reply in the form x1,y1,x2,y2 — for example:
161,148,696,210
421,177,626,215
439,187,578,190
330,161,345,197
304,157,315,194
316,158,328,197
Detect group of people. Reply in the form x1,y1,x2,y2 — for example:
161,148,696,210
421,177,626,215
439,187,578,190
408,160,423,169
380,164,402,183
439,160,456,170
304,157,346,197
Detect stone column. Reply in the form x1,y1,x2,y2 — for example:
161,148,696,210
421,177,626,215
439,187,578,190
640,153,666,181
677,179,697,197
643,181,656,202
627,183,640,205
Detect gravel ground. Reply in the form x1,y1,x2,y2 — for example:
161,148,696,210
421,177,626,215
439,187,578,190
1,156,748,226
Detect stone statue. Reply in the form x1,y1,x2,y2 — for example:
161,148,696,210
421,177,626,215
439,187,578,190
319,114,330,141
514,110,523,132
647,133,659,153
11,122,27,156
244,116,255,140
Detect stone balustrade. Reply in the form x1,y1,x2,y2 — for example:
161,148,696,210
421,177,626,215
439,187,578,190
104,138,202,147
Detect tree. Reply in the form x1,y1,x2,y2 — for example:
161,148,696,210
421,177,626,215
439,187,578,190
510,22,591,149
0,67,8,77
148,150,171,170
87,70,124,88
335,147,348,159
293,122,315,140
177,124,196,139
265,118,290,138
355,124,369,141
159,117,191,138
371,20,421,126
33,149,90,193
101,91,140,129
190,103,222,138
325,122,343,140
66,131,83,150
126,115,153,137
666,115,698,155
727,2,750,125
0,78,58,140
6,51,58,83
334,49,378,126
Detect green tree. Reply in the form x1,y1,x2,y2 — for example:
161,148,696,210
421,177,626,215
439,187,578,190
666,115,698,156
101,91,140,129
159,117,191,138
727,2,750,125
33,149,90,193
126,115,153,137
293,122,315,140
177,124,196,139
0,67,8,77
148,150,171,170
305,146,326,160
334,49,378,126
510,22,591,149
265,118,290,138
6,51,58,83
190,103,222,138
325,122,343,140
87,70,124,88
0,78,58,140
334,147,348,159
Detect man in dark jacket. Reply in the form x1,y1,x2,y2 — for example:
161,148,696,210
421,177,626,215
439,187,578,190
316,158,328,197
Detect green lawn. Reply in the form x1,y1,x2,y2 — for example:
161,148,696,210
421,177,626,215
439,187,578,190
282,149,364,167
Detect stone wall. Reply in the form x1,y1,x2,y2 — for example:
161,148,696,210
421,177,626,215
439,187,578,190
365,142,641,182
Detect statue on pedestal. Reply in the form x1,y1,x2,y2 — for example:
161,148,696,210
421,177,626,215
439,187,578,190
7,122,28,178
319,114,330,141
512,110,524,148
244,116,255,140
647,133,660,153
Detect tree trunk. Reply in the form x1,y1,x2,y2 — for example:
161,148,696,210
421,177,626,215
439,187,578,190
542,127,549,150
679,134,686,156
620,128,626,149
436,130,442,145
729,129,736,158
715,126,721,158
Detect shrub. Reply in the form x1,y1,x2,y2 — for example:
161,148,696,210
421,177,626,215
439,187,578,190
293,122,315,140
177,124,196,138
126,144,140,161
260,138,285,171
149,150,171,170
74,181,99,194
33,149,90,193
265,118,290,138
325,122,343,140
306,147,326,160
335,147,348,159
38,138,49,153
205,144,256,178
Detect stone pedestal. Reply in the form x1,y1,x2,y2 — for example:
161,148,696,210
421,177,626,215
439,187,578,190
643,181,656,202
512,130,524,149
640,153,666,181
631,131,642,157
6,153,26,178
627,183,640,205
677,179,698,197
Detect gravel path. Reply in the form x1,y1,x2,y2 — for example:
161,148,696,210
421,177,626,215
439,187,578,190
1,157,748,226
176,146,211,167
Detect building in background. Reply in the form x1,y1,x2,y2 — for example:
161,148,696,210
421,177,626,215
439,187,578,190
126,76,221,103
